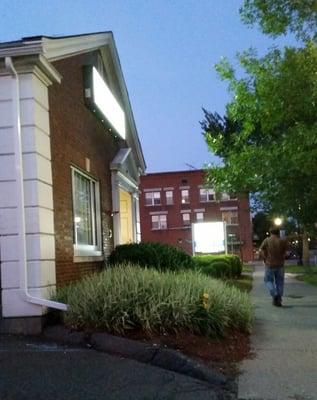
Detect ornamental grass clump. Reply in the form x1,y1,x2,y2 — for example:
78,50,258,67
55,264,252,337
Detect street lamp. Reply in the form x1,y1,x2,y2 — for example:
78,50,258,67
274,217,285,238
274,217,283,227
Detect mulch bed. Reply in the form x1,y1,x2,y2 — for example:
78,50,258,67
123,330,252,379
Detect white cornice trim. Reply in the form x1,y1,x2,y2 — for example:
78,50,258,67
116,170,138,190
110,148,132,169
0,54,62,85
41,34,112,61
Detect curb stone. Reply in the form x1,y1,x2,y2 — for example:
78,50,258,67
43,325,229,389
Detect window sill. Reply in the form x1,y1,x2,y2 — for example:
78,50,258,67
220,199,237,202
74,245,102,258
73,255,104,263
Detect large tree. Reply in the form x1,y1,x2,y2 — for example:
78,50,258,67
240,0,317,41
202,43,317,264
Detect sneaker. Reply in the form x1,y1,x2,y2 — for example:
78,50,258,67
273,296,282,307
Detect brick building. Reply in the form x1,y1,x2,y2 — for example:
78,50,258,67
140,170,253,262
0,32,145,331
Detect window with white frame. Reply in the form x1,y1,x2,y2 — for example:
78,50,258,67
220,192,237,201
165,190,173,205
182,213,191,225
181,189,189,204
222,210,238,225
151,214,167,230
145,191,161,206
72,168,101,255
196,212,204,222
199,188,215,202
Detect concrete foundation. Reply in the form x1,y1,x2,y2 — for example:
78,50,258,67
0,316,46,335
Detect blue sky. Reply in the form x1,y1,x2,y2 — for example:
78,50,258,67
0,0,296,172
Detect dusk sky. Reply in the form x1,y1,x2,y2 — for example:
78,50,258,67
1,0,296,172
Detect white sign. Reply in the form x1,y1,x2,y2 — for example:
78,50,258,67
92,67,126,139
192,222,225,254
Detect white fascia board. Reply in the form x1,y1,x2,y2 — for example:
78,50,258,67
110,148,131,169
0,42,43,58
102,41,146,173
42,33,112,62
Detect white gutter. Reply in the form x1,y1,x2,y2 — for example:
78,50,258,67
5,56,68,312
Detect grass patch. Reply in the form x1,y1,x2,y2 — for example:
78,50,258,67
228,274,253,293
55,264,253,338
242,264,253,274
226,265,253,293
285,264,317,287
297,273,317,286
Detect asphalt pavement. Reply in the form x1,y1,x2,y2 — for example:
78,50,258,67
0,334,234,400
238,263,317,400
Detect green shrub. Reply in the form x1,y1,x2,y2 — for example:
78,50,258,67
108,242,194,271
193,254,243,279
54,264,252,337
231,255,243,278
202,261,232,278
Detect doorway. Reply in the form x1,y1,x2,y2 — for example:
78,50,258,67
119,189,133,244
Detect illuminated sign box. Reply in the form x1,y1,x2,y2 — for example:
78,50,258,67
84,66,126,139
192,222,226,254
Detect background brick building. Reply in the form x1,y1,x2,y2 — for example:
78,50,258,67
140,170,253,262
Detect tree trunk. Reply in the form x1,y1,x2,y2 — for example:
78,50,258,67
302,230,310,266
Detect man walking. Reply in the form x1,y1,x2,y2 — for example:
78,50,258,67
259,228,287,306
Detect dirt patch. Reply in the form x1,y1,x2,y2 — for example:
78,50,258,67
123,330,252,379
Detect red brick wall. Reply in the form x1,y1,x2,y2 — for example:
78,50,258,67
140,170,253,262
49,53,122,286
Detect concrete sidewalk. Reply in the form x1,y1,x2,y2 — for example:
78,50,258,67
238,263,317,400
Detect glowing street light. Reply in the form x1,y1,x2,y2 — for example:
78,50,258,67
274,217,283,226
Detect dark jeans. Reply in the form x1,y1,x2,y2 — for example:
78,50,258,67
264,266,285,298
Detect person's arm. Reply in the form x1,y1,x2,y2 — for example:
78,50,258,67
259,239,268,262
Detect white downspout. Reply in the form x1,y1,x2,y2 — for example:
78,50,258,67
5,56,67,312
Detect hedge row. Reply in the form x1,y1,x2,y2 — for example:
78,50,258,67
108,242,195,271
108,242,243,280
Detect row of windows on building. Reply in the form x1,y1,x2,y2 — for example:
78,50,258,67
144,188,236,206
151,210,239,230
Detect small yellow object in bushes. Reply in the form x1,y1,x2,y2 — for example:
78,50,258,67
202,293,209,310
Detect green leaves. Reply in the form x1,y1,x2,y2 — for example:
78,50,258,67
240,0,317,42
202,43,317,229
